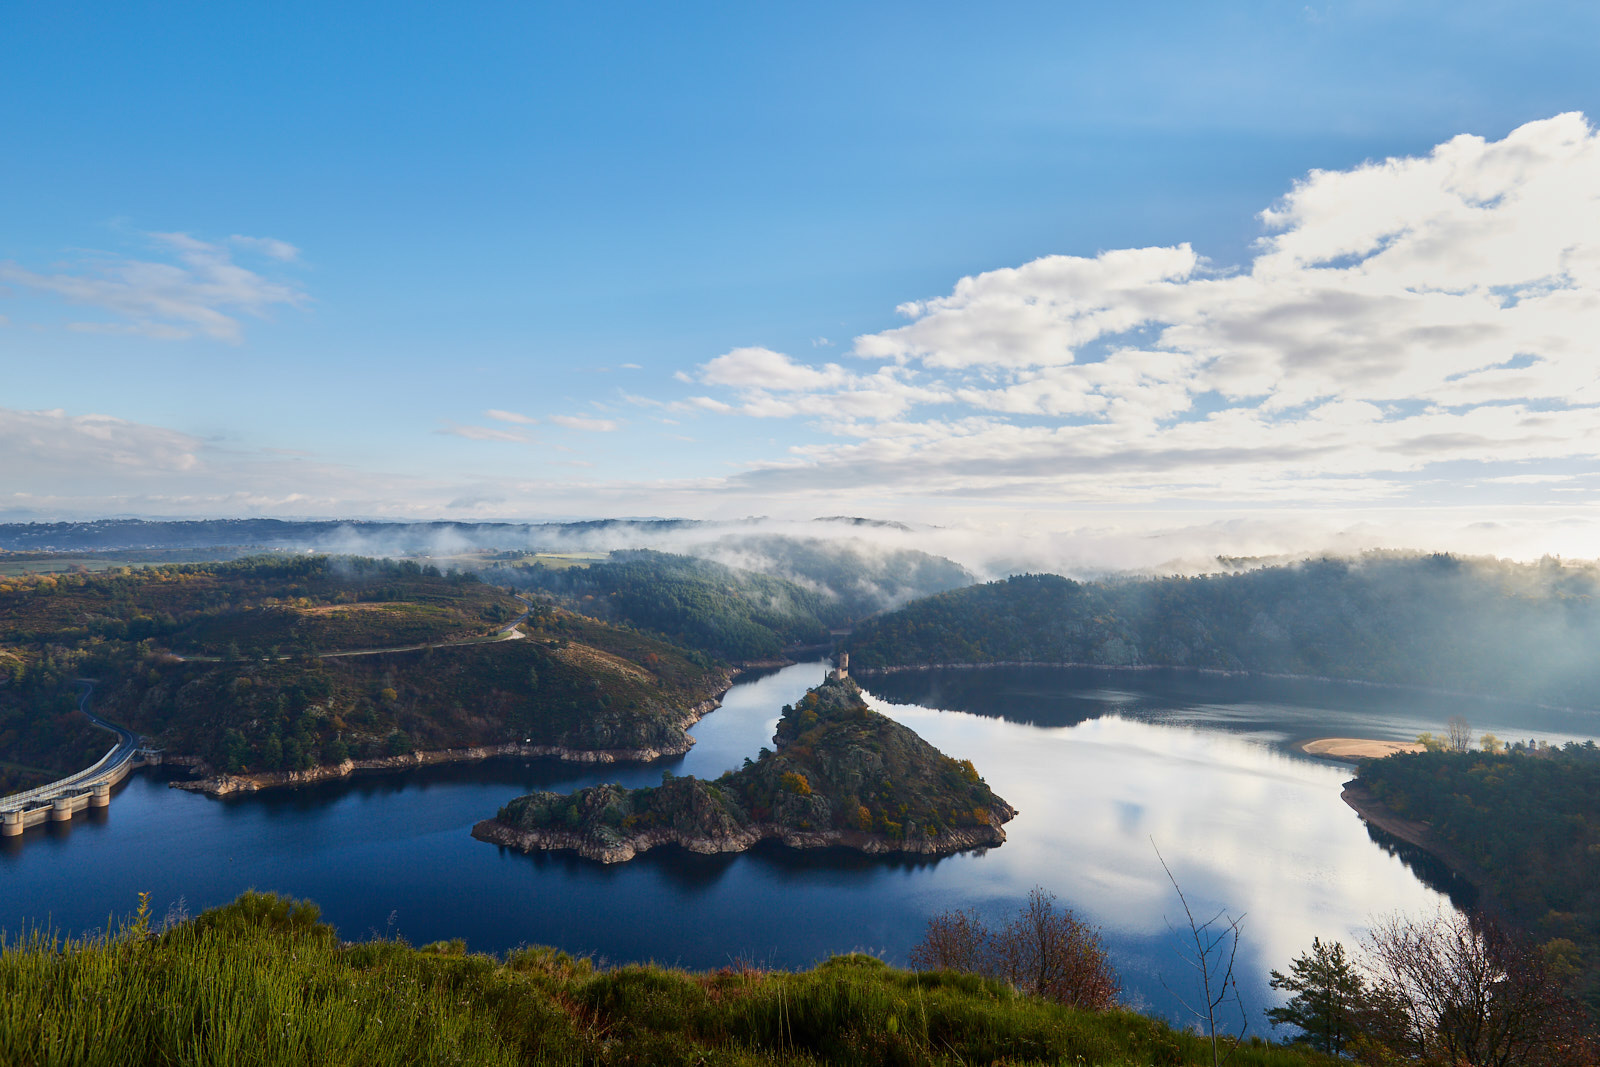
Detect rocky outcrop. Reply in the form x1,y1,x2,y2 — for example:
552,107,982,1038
475,676,1017,863
472,811,1009,864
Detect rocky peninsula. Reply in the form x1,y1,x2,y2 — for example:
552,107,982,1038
473,674,1017,863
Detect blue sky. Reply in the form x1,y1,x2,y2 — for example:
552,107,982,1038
5,2,1600,564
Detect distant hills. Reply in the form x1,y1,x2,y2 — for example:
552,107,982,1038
0,516,920,554
0,518,975,617
849,553,1600,709
0,518,704,553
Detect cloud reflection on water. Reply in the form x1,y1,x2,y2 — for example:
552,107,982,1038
862,679,1464,1018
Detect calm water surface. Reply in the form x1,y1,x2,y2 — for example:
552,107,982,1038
5,661,1593,1026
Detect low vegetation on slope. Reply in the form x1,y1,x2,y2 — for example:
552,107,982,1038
0,554,519,656
1354,744,1600,1018
0,891,1331,1067
0,557,726,783
849,554,1600,705
480,675,1014,862
101,606,726,776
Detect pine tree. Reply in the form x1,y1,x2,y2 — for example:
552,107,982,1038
1266,937,1367,1054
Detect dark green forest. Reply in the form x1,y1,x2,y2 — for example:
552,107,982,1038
849,554,1600,706
1355,745,1600,1015
502,549,844,661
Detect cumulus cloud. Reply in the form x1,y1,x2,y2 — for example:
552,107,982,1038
689,346,950,422
673,113,1600,510
0,231,306,342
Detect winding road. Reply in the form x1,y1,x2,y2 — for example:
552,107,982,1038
2,594,536,817
0,680,140,816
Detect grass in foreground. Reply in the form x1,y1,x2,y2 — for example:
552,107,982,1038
0,892,1338,1067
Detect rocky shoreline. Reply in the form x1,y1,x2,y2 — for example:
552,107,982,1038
474,675,1018,865
471,799,1016,864
168,693,729,798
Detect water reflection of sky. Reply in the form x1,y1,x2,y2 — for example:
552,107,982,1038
5,662,1593,1030
864,695,1447,1013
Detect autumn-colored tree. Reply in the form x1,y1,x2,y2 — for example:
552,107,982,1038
910,887,1119,1011
1359,911,1592,1067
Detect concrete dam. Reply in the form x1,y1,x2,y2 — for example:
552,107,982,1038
1,681,142,838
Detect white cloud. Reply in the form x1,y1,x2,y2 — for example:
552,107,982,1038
700,347,852,391
229,234,301,261
671,113,1600,513
692,347,951,422
0,231,306,342
548,414,620,432
0,407,203,477
485,409,536,424
437,423,531,443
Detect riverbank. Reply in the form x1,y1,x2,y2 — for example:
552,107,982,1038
1340,779,1500,913
168,690,732,798
853,659,1598,715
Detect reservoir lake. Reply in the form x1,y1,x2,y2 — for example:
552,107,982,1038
6,660,1596,1027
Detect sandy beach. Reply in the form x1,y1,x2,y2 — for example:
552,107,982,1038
1297,737,1425,760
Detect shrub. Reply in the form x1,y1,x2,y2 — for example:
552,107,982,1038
910,887,1120,1011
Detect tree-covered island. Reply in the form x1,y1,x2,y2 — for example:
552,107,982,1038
473,674,1016,863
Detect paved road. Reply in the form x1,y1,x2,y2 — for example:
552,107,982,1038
177,593,536,662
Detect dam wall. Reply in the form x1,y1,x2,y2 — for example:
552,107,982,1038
1,745,140,837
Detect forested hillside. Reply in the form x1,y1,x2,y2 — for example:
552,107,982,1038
1355,746,1600,1017
849,554,1600,706
0,557,725,787
689,535,974,616
501,550,843,660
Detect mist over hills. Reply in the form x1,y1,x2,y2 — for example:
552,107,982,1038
850,553,1600,710
0,517,975,617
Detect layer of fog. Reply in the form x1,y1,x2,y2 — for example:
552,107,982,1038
9,509,1599,587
